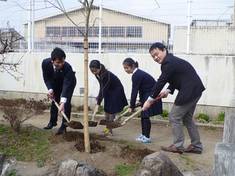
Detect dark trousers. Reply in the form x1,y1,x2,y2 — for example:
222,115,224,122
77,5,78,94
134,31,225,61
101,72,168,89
141,116,151,138
49,85,76,129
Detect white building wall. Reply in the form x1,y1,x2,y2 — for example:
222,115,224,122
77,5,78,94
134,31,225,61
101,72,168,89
173,26,235,55
0,52,235,108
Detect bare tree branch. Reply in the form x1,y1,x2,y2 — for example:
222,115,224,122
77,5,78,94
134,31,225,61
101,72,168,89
0,27,24,80
46,0,85,37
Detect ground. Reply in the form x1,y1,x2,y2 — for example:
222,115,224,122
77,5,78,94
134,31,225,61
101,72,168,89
0,111,223,176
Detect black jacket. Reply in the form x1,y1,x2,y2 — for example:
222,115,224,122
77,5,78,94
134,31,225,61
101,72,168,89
130,69,157,108
42,58,76,98
150,54,205,105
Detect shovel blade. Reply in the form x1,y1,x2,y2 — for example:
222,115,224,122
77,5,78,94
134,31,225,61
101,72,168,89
99,119,122,129
88,121,98,127
66,121,84,129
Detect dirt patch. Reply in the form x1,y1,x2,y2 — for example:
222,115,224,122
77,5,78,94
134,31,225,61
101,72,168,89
120,145,154,162
50,131,106,153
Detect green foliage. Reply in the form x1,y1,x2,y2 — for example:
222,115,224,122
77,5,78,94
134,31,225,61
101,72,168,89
196,113,210,123
0,124,51,166
161,109,169,120
5,169,19,176
217,112,225,122
115,163,138,176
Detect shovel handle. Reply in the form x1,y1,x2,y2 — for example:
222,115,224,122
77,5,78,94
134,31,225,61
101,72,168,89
53,99,70,123
114,109,129,121
121,108,142,126
91,105,99,121
115,103,142,122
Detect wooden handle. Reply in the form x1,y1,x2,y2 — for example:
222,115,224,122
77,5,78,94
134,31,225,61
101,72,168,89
91,105,99,121
121,108,142,125
114,109,129,121
53,100,70,123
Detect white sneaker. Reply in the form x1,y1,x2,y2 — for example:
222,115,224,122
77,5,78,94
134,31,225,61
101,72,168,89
140,136,151,143
135,134,144,141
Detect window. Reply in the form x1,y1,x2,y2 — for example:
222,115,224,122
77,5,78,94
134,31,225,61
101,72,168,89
46,27,61,37
89,27,99,37
102,27,109,37
109,27,125,37
126,26,142,38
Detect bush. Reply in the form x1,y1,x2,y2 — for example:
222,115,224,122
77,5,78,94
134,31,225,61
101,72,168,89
161,109,169,120
0,98,49,133
217,112,225,122
196,113,210,123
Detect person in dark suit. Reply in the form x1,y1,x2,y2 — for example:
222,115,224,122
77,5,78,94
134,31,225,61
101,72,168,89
89,60,128,135
42,47,76,135
143,42,205,154
123,58,162,143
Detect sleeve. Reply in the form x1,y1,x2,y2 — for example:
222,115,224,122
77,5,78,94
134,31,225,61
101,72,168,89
167,84,175,94
41,60,53,90
130,74,141,109
150,64,175,98
97,72,111,105
61,65,76,98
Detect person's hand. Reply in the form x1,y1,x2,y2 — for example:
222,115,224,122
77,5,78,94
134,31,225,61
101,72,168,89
47,89,54,100
93,104,99,114
158,89,170,99
59,102,65,112
128,108,134,113
142,100,154,111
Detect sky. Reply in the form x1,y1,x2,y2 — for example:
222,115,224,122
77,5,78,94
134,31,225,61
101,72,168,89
0,0,233,34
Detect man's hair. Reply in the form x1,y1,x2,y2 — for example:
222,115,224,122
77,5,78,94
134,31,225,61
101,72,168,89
149,42,167,53
51,47,66,61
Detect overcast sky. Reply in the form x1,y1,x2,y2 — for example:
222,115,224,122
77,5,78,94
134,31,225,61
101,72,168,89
0,0,233,34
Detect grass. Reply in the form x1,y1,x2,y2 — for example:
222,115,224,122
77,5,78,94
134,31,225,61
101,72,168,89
196,113,210,123
115,163,139,176
0,124,51,167
161,109,169,120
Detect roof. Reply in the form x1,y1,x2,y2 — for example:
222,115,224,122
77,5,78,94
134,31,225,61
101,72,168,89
25,5,169,26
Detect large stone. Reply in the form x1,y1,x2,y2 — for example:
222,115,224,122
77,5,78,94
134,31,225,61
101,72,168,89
0,154,6,175
214,143,235,176
57,159,78,176
56,159,107,176
135,152,183,176
76,162,107,176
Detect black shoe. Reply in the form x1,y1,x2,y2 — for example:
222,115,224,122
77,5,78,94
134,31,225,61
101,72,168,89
43,122,57,130
55,127,67,135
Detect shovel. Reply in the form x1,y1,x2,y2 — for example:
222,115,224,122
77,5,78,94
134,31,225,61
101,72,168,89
88,105,99,127
99,103,142,126
105,108,143,129
53,100,84,129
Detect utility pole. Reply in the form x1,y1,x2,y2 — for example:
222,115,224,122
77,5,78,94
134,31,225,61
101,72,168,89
28,0,34,52
98,0,102,59
186,0,192,54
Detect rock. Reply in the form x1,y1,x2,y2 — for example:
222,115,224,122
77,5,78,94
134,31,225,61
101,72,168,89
56,159,107,176
76,162,107,176
0,154,6,175
214,143,235,176
57,160,78,176
135,152,183,176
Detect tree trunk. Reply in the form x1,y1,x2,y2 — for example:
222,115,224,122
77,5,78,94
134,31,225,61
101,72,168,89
83,37,90,153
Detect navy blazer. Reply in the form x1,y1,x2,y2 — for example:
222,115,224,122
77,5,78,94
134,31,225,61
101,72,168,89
95,66,128,113
150,54,205,105
130,69,156,109
41,58,76,98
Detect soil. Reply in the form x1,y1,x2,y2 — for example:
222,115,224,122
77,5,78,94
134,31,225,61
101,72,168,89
0,110,223,176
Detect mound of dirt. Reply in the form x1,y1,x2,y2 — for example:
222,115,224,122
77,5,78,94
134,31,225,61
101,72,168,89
120,145,154,162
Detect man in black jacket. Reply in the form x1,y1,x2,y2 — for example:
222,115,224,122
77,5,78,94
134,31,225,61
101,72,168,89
42,47,76,135
143,42,205,154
